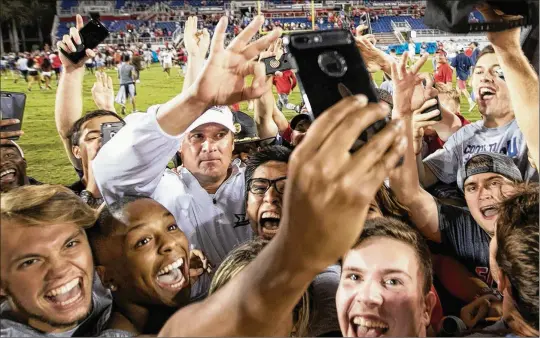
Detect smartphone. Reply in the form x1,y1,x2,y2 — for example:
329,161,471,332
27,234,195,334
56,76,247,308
422,78,442,122
60,17,109,64
262,53,293,75
285,30,385,153
1,91,26,140
101,122,124,146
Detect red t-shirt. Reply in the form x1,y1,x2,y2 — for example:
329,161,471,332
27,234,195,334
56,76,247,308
272,70,297,94
423,113,470,156
434,63,453,84
52,55,62,69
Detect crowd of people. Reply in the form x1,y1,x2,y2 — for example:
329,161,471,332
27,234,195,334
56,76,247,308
0,4,539,338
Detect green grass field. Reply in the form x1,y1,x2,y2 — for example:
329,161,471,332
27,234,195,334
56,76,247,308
0,59,480,185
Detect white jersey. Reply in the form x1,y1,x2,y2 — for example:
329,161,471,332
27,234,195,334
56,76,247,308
93,107,252,300
17,58,28,71
144,50,152,60
160,51,173,64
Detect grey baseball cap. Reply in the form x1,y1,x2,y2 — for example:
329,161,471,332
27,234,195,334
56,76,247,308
457,152,523,191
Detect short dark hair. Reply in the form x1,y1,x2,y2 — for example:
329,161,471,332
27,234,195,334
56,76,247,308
86,195,151,264
495,183,539,331
475,45,495,66
346,217,433,295
122,53,130,62
68,110,123,146
471,41,479,47
245,145,292,188
390,48,396,53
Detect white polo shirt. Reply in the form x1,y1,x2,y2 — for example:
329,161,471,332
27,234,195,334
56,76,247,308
93,106,252,299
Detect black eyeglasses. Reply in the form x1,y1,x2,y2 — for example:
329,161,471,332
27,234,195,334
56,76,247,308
247,177,287,195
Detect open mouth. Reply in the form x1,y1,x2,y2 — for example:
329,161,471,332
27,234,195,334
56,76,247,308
156,257,188,290
351,317,389,337
44,277,84,309
259,211,281,239
0,168,17,183
479,87,496,101
480,205,498,218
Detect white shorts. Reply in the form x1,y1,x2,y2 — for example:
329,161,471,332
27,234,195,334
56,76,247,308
163,62,172,69
42,71,52,77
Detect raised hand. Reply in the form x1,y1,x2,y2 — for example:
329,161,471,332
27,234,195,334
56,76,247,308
411,99,440,155
56,14,96,73
184,16,211,58
189,16,281,106
278,96,407,270
92,72,116,112
0,119,23,144
391,52,435,117
477,4,522,49
354,32,394,74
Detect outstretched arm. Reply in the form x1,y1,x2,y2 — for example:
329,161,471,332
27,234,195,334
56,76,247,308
54,14,96,170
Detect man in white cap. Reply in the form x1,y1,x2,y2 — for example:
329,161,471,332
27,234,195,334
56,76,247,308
93,15,282,301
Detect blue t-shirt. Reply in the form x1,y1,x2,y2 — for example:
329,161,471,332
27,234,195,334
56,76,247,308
451,53,473,80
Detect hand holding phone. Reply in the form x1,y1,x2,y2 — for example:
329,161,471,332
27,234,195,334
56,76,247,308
57,14,107,66
1,91,26,142
285,30,383,153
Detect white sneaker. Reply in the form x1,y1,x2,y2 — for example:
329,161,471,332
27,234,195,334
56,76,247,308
136,79,140,83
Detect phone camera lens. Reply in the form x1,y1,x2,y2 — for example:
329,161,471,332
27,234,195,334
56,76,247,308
313,35,322,43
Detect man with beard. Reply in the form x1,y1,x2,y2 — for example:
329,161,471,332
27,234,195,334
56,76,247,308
337,218,437,337
93,16,283,300
0,185,131,337
419,43,538,189
87,196,210,335
0,140,41,193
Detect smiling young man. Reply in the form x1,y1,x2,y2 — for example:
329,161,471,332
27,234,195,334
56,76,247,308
87,196,208,335
0,185,130,337
337,217,437,337
420,45,538,188
390,54,524,289
0,141,41,193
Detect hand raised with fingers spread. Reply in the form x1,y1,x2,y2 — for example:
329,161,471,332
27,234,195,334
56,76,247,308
278,96,407,270
189,16,281,106
0,118,24,144
92,72,116,112
56,14,96,73
391,52,434,117
184,16,211,58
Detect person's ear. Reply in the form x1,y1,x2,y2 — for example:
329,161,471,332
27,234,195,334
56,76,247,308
422,289,438,328
96,265,118,292
72,145,82,160
0,285,6,297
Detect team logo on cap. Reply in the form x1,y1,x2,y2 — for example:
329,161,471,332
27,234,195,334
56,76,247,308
234,122,242,134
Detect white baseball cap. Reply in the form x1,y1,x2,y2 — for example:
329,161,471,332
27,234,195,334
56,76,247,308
185,106,236,134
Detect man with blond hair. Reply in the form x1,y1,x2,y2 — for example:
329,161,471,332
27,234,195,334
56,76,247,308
0,185,131,337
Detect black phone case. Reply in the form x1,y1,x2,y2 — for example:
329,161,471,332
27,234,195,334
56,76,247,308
101,122,124,146
60,19,109,64
421,79,442,121
1,91,26,140
287,30,387,153
262,54,293,75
